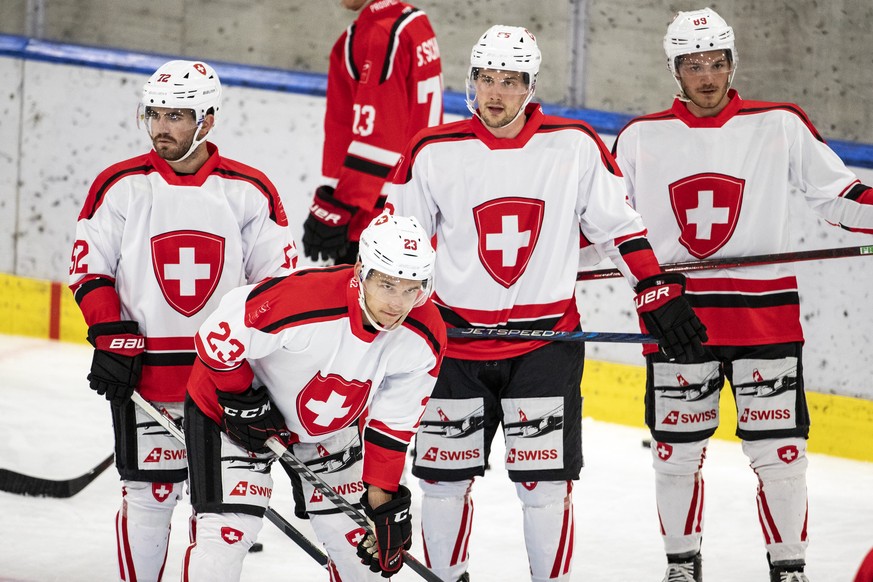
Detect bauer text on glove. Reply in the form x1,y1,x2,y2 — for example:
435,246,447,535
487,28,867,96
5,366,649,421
86,320,144,404
635,273,708,363
302,185,357,262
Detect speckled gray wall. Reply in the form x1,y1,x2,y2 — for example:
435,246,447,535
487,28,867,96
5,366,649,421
0,59,22,274
5,0,871,142
3,55,870,396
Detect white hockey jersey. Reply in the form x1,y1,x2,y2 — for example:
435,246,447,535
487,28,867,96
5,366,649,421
387,104,663,359
188,266,446,490
613,90,873,348
69,144,298,401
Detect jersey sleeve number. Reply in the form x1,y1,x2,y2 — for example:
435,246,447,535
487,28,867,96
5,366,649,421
353,104,376,137
205,321,245,365
69,240,90,275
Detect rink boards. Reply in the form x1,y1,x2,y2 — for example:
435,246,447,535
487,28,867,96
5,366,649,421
3,270,871,463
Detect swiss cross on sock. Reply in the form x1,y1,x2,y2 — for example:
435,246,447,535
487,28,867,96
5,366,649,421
345,528,367,546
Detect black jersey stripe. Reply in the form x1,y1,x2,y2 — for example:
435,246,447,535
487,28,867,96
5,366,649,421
364,426,407,451
540,122,621,175
344,154,393,179
845,183,870,201
379,8,421,83
259,307,350,334
73,277,115,304
85,165,152,219
617,237,653,256
143,352,197,367
687,291,800,309
213,167,282,223
400,131,477,183
738,104,824,142
403,315,442,356
345,24,360,81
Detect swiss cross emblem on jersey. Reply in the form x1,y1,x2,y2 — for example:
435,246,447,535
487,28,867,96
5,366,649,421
668,173,745,259
296,372,373,437
151,230,225,317
473,197,545,288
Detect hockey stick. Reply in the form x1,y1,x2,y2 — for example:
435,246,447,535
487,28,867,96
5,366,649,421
265,437,445,582
0,452,115,498
577,244,873,281
129,393,329,569
446,327,656,343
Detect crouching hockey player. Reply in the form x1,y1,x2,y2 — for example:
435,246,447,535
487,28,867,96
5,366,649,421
183,214,446,581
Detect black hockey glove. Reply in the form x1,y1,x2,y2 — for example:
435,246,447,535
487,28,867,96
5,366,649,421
216,386,291,454
86,320,144,404
302,185,357,263
634,273,708,363
356,485,413,578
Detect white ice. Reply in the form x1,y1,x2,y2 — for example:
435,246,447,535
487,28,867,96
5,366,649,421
1,334,871,581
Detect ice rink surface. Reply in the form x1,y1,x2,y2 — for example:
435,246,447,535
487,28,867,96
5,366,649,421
1,334,871,581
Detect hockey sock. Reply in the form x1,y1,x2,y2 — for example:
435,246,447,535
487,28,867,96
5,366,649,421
116,481,182,582
182,512,262,582
516,480,575,582
420,479,474,582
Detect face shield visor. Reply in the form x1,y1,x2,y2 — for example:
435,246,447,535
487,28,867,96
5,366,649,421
358,269,432,332
674,50,734,80
136,105,200,135
465,67,534,118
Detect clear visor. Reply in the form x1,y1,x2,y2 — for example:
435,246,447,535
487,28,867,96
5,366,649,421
467,68,531,98
674,51,733,78
361,270,432,311
136,104,199,134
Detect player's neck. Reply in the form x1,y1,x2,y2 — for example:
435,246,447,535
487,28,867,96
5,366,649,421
486,112,527,139
166,143,209,174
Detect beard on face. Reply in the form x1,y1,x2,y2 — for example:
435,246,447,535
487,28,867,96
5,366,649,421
151,132,194,162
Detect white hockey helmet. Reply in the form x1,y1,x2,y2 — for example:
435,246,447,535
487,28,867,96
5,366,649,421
664,8,737,76
466,25,542,118
138,60,222,161
357,213,435,331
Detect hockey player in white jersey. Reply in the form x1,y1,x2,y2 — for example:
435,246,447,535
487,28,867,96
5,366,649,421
183,214,446,581
612,8,873,582
387,25,708,582
69,60,298,581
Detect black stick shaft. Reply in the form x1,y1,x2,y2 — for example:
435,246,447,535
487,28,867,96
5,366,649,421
129,394,330,569
577,244,873,281
446,327,655,343
266,438,446,582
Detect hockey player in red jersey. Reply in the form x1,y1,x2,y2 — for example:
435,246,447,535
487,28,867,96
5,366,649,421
387,25,708,582
183,214,446,581
612,8,873,582
302,0,443,265
69,60,298,581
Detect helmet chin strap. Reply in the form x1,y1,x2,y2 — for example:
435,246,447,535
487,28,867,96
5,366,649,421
172,120,209,163
357,280,409,333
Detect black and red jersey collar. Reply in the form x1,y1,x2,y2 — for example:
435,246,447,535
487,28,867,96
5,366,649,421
471,103,545,149
147,142,220,186
671,88,743,128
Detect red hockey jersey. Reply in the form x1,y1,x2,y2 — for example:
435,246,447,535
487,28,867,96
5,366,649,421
188,266,446,491
322,0,443,242
70,144,298,402
613,90,873,348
